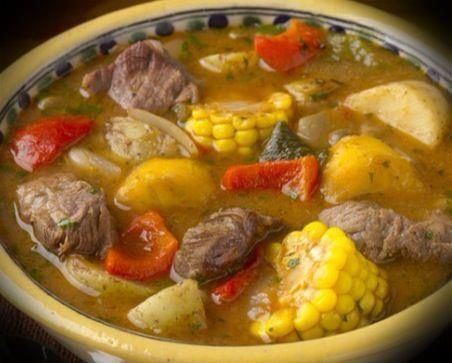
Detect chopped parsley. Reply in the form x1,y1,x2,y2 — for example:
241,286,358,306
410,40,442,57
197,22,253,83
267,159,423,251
381,160,390,168
368,172,374,183
89,186,101,194
425,231,433,240
57,217,76,229
287,257,300,269
310,91,329,102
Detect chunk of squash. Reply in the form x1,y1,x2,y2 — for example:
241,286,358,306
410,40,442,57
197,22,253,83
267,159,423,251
128,279,207,333
64,255,170,298
344,80,449,147
115,158,214,212
321,135,424,203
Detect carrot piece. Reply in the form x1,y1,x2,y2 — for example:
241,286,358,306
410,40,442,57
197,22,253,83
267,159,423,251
254,19,324,72
211,248,262,304
221,155,319,201
10,115,94,171
105,211,179,281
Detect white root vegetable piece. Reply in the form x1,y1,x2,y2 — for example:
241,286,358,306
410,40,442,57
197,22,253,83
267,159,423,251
199,51,258,74
67,147,122,179
344,80,449,147
128,108,199,156
65,255,170,298
128,279,207,333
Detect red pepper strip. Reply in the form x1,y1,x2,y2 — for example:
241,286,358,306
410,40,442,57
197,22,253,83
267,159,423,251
10,115,94,172
221,155,319,201
211,248,262,304
254,19,324,72
105,210,179,281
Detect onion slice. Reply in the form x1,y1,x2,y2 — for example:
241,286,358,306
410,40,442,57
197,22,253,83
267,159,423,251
67,147,122,179
128,108,199,156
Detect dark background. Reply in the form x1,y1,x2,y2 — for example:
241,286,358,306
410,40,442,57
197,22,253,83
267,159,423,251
0,1,450,362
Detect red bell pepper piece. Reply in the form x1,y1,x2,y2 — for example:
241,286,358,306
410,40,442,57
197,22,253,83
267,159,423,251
254,19,324,72
221,155,319,201
105,210,179,281
211,248,262,304
10,115,94,172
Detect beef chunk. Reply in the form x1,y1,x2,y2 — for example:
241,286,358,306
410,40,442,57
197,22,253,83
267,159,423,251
319,201,452,264
16,173,117,260
82,40,199,113
173,208,284,283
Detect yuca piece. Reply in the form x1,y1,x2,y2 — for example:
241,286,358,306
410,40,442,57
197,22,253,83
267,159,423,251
344,80,449,147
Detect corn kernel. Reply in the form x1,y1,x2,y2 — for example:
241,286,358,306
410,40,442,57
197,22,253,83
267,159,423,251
371,298,384,319
256,113,276,128
268,92,292,110
193,135,213,148
232,116,255,130
359,292,376,315
335,271,352,294
367,261,379,275
184,119,196,132
213,139,237,153
350,279,366,301
235,129,259,146
193,119,212,136
320,311,341,331
321,228,347,248
273,110,288,123
294,302,320,332
344,254,360,276
324,246,347,269
375,277,389,299
250,320,271,343
258,127,274,140
336,294,355,315
339,310,360,332
366,273,378,292
301,325,324,340
238,146,255,156
265,308,295,338
210,113,229,124
313,264,339,289
192,108,209,119
311,289,337,312
303,221,327,243
358,264,369,281
264,243,281,267
212,123,235,139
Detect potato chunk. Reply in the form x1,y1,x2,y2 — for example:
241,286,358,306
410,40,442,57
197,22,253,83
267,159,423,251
321,135,424,203
128,279,207,333
344,81,449,147
199,51,258,74
115,158,214,211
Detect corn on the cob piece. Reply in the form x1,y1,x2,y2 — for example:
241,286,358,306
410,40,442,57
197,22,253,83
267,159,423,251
251,221,390,342
185,93,293,154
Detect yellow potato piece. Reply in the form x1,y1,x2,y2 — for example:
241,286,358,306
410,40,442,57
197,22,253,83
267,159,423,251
116,158,214,211
344,80,449,147
321,135,424,203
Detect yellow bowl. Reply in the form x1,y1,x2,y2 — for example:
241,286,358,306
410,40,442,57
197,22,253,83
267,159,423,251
0,1,450,362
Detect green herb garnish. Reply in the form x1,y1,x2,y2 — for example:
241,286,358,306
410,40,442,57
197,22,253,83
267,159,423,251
287,258,300,268
57,217,76,229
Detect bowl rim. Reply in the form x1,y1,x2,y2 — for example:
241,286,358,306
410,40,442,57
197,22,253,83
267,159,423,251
0,0,451,362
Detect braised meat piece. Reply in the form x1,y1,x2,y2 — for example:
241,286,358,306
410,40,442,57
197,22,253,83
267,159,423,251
173,208,284,283
319,201,452,264
16,173,117,260
82,40,199,113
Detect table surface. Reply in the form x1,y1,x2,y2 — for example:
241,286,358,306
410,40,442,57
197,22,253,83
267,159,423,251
0,1,450,362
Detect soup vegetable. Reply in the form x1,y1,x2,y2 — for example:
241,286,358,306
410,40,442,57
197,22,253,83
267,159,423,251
0,19,451,345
